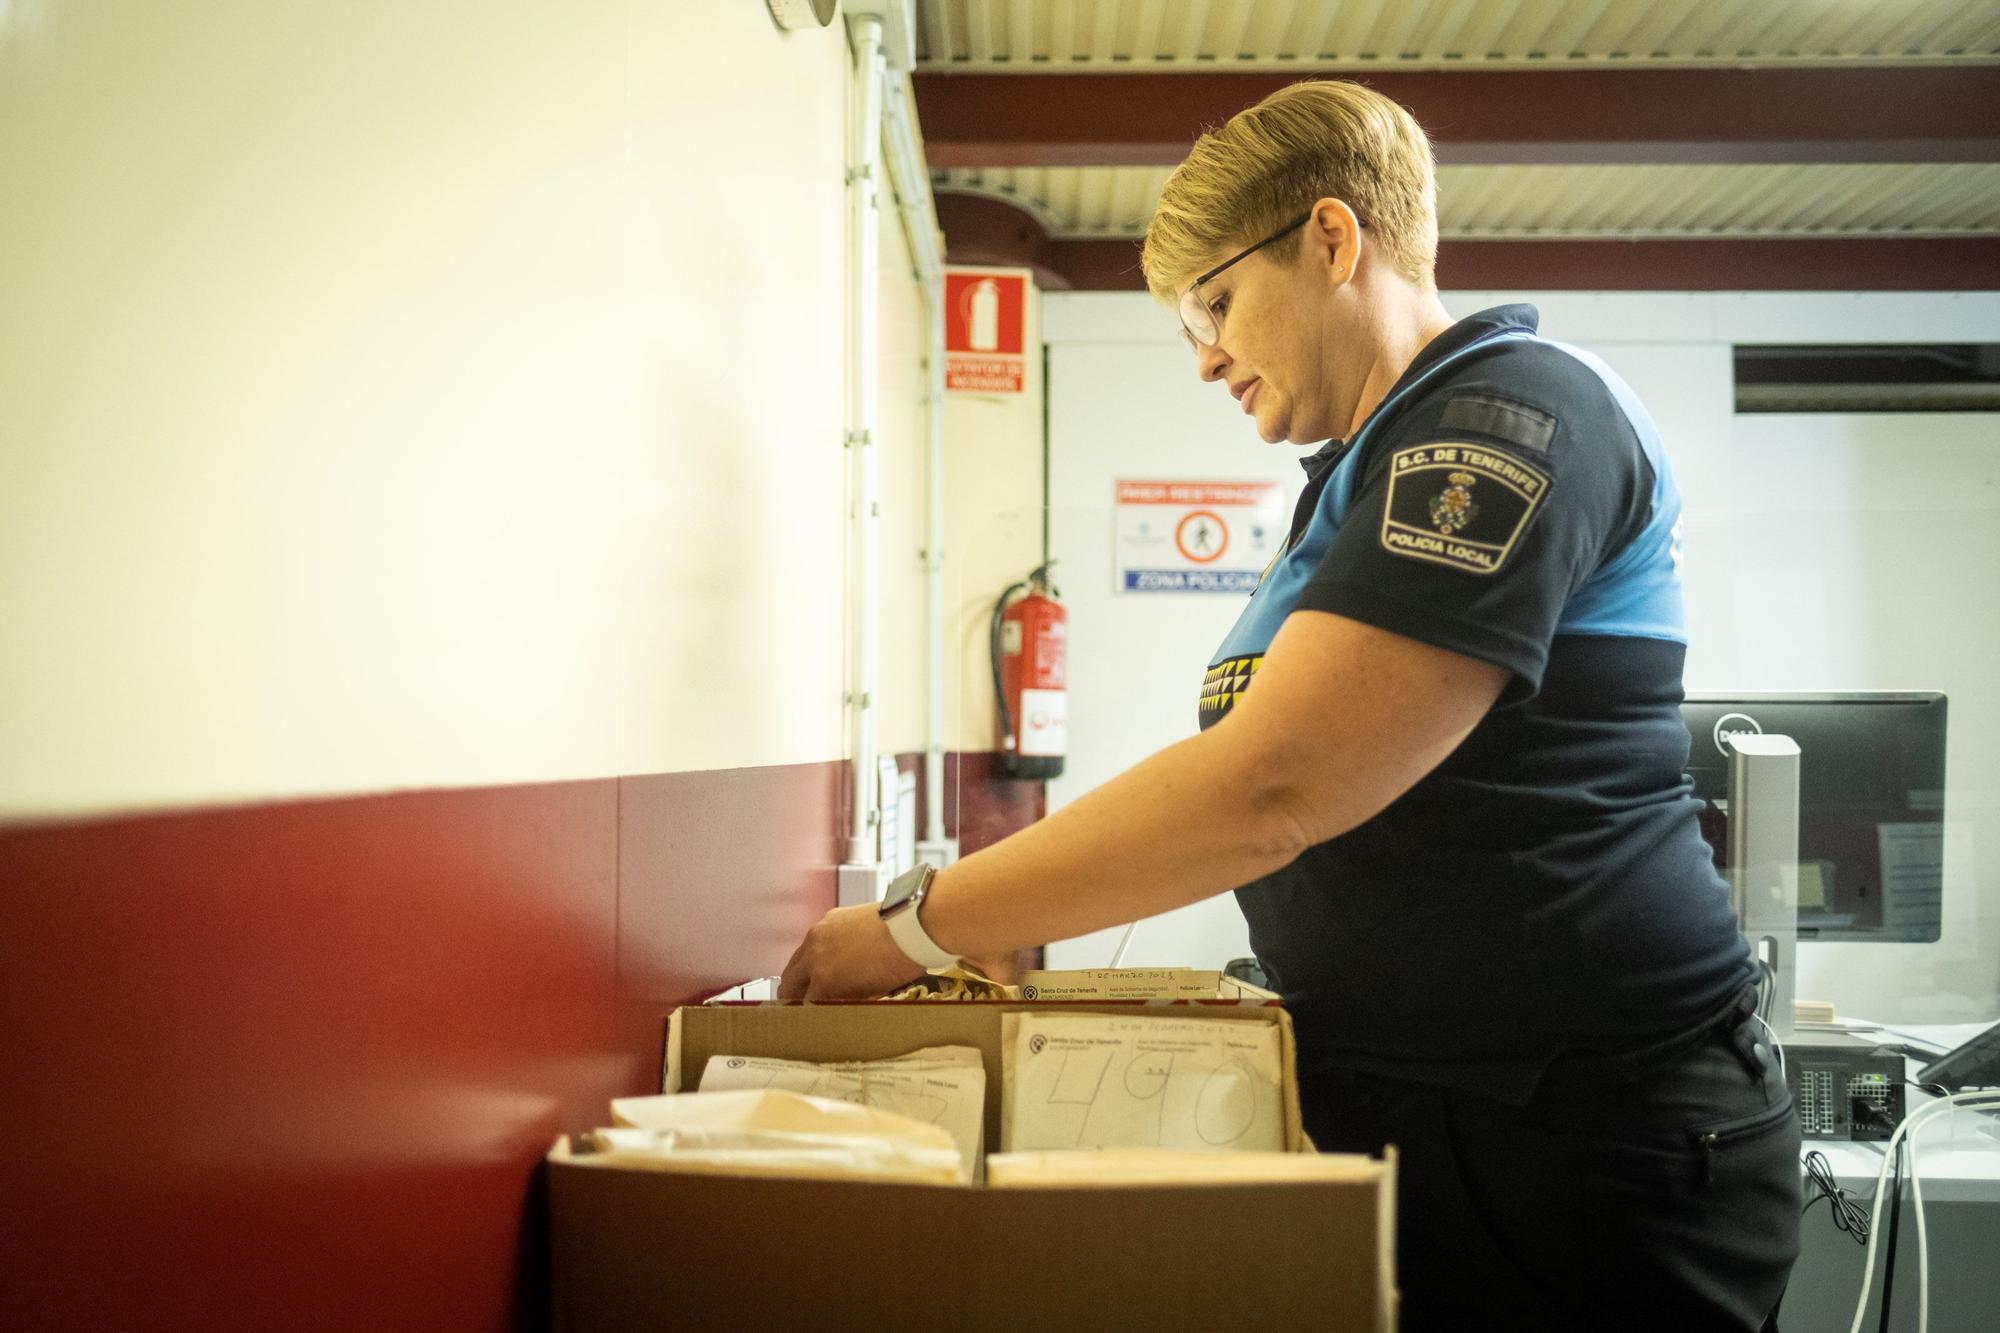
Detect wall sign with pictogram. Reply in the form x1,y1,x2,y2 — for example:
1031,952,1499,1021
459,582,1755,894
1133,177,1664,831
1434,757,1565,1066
1114,479,1287,593
944,269,1026,393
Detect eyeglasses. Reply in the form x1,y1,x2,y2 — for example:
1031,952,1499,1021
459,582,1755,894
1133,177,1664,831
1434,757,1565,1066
1177,207,1366,350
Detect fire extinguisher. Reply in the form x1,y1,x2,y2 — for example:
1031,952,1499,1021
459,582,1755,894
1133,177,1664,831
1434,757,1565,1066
991,562,1066,779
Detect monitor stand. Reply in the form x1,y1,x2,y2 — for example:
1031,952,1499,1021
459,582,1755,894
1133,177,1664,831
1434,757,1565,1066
1728,733,1801,1039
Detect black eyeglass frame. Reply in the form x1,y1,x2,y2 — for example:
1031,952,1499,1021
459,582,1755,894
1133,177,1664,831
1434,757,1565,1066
1178,206,1367,349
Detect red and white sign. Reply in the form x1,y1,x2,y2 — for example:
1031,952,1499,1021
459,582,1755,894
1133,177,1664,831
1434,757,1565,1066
945,269,1026,393
1115,479,1288,594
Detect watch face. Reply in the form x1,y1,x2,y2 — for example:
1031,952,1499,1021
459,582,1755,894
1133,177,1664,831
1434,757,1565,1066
880,864,927,915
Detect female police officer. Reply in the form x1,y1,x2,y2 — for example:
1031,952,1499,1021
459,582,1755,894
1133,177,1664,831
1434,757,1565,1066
781,79,1800,1331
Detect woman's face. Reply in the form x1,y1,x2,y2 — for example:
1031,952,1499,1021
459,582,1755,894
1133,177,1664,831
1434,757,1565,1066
1188,206,1363,445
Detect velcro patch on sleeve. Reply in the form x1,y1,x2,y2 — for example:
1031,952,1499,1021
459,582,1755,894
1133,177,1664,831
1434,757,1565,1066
1439,393,1557,453
1378,442,1551,576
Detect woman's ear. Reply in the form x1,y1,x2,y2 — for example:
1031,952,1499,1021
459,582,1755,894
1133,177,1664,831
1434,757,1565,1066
1307,197,1362,286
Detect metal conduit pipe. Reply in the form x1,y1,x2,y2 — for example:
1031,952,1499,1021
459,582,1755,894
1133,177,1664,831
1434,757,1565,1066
842,8,951,904
880,73,954,864
919,294,949,858
841,12,885,882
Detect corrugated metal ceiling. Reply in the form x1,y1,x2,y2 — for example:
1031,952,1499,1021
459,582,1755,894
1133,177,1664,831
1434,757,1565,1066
916,0,2000,70
921,3,2000,242
933,163,2000,240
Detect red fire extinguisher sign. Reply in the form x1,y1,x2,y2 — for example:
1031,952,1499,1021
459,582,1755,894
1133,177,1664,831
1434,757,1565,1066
945,269,1026,394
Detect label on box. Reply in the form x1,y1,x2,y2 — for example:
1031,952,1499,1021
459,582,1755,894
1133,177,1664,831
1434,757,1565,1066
1001,1012,1285,1153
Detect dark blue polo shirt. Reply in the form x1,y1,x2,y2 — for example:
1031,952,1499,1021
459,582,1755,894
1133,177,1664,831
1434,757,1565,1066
1199,305,1753,1104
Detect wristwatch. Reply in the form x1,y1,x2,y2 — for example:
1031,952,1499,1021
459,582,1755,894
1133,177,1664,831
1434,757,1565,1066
879,863,959,970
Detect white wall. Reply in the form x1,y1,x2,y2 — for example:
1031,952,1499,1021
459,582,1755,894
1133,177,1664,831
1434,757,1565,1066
1042,289,2000,1024
1042,295,1303,971
944,267,1045,754
0,2,932,818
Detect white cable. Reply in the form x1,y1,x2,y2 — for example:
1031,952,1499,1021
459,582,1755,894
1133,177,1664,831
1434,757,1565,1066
1750,1011,1786,1082
1902,1091,2000,1333
1107,919,1139,967
1840,1088,2000,1320
1911,1104,1931,1333
1840,1088,2000,1328
1845,1090,2000,1333
1905,1090,1993,1333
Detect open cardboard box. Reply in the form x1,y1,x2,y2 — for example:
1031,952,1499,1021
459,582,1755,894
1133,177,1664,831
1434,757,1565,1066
549,1000,1396,1331
1017,966,1278,1001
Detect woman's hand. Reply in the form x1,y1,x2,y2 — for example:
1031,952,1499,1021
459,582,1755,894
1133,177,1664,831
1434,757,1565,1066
778,904,925,1000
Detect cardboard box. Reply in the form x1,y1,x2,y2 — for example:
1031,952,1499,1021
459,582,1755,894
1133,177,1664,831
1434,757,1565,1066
549,1002,1396,1331
1018,966,1278,1002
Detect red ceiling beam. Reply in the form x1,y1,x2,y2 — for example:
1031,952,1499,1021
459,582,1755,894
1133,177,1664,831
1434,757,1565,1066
1047,236,2000,292
916,68,2000,168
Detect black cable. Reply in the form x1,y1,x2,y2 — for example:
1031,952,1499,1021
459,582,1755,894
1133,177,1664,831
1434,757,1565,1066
1800,1150,1871,1245
1877,1140,1902,1333
1900,1080,1955,1098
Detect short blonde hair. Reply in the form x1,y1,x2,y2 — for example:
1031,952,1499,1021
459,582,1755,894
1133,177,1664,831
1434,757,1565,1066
1142,79,1439,301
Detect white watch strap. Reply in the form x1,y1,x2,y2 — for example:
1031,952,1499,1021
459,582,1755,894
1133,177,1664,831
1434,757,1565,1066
884,893,958,970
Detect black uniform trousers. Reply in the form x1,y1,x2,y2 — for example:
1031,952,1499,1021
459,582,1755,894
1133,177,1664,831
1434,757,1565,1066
1301,988,1801,1332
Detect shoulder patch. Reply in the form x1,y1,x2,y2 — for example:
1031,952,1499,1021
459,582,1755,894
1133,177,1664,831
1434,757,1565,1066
1379,442,1551,576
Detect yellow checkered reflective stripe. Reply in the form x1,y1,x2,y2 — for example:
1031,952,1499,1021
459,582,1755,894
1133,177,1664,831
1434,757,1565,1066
1198,654,1262,719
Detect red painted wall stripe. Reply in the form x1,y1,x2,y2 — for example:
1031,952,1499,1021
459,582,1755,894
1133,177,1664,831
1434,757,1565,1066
0,755,1040,1330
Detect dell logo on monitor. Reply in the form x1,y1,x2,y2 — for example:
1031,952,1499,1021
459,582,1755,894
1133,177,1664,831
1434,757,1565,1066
1713,712,1763,756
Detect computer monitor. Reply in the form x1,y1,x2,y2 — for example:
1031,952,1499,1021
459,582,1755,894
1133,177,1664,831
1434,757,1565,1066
1681,692,1948,943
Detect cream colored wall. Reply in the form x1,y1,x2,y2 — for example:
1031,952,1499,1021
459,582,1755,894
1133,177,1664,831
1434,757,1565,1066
0,2,927,819
942,267,1046,752
875,199,930,756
